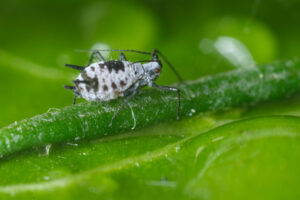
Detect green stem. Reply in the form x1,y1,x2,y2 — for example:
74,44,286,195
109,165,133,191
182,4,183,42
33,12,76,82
0,59,300,157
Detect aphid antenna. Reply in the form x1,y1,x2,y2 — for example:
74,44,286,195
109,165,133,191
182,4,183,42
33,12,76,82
153,50,183,82
75,49,152,55
75,49,183,81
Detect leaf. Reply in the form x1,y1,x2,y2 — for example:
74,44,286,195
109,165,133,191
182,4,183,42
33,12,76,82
0,116,299,199
1,1,300,199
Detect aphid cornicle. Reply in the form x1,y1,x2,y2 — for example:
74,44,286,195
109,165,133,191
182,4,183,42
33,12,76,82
64,49,182,126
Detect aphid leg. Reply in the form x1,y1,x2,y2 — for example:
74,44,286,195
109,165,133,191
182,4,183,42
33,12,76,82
152,84,181,120
151,49,183,82
110,90,139,127
87,50,105,66
73,95,77,105
119,52,127,61
65,64,85,71
128,103,136,130
64,85,78,105
64,85,75,90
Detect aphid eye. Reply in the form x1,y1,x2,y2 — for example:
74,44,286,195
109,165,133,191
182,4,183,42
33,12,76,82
154,68,161,73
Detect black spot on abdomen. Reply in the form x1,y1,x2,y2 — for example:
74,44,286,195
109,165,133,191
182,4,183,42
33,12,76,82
103,85,108,91
112,82,117,89
99,63,105,69
120,80,126,87
81,70,89,80
92,77,99,92
105,60,125,73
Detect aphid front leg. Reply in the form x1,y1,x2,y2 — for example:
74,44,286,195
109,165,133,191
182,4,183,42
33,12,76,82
87,50,106,66
64,85,78,105
118,52,127,61
110,90,140,127
152,84,181,120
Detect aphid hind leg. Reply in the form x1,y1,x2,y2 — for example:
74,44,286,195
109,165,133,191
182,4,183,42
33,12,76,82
73,95,77,105
118,52,127,61
110,90,139,127
152,84,181,120
87,50,105,66
63,85,78,105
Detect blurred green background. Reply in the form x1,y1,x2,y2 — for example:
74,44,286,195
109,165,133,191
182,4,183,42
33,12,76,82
0,0,300,127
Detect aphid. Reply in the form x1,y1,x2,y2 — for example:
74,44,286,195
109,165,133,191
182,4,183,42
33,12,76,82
64,49,182,126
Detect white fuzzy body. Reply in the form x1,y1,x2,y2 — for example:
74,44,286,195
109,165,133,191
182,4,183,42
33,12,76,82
74,61,147,101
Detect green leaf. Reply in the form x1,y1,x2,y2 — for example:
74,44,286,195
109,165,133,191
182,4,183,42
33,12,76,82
0,116,299,199
1,1,300,199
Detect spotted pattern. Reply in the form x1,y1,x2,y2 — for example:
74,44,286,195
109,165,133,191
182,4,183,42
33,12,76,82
74,61,138,101
112,82,117,89
105,60,125,73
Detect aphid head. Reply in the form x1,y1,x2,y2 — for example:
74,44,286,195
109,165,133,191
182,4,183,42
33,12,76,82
145,61,162,81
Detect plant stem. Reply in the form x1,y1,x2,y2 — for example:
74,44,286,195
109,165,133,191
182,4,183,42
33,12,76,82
0,59,300,157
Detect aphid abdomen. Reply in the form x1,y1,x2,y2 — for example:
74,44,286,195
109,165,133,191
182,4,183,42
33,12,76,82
75,61,137,101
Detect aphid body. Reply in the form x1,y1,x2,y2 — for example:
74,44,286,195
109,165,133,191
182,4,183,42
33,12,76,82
64,49,182,126
75,60,161,101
